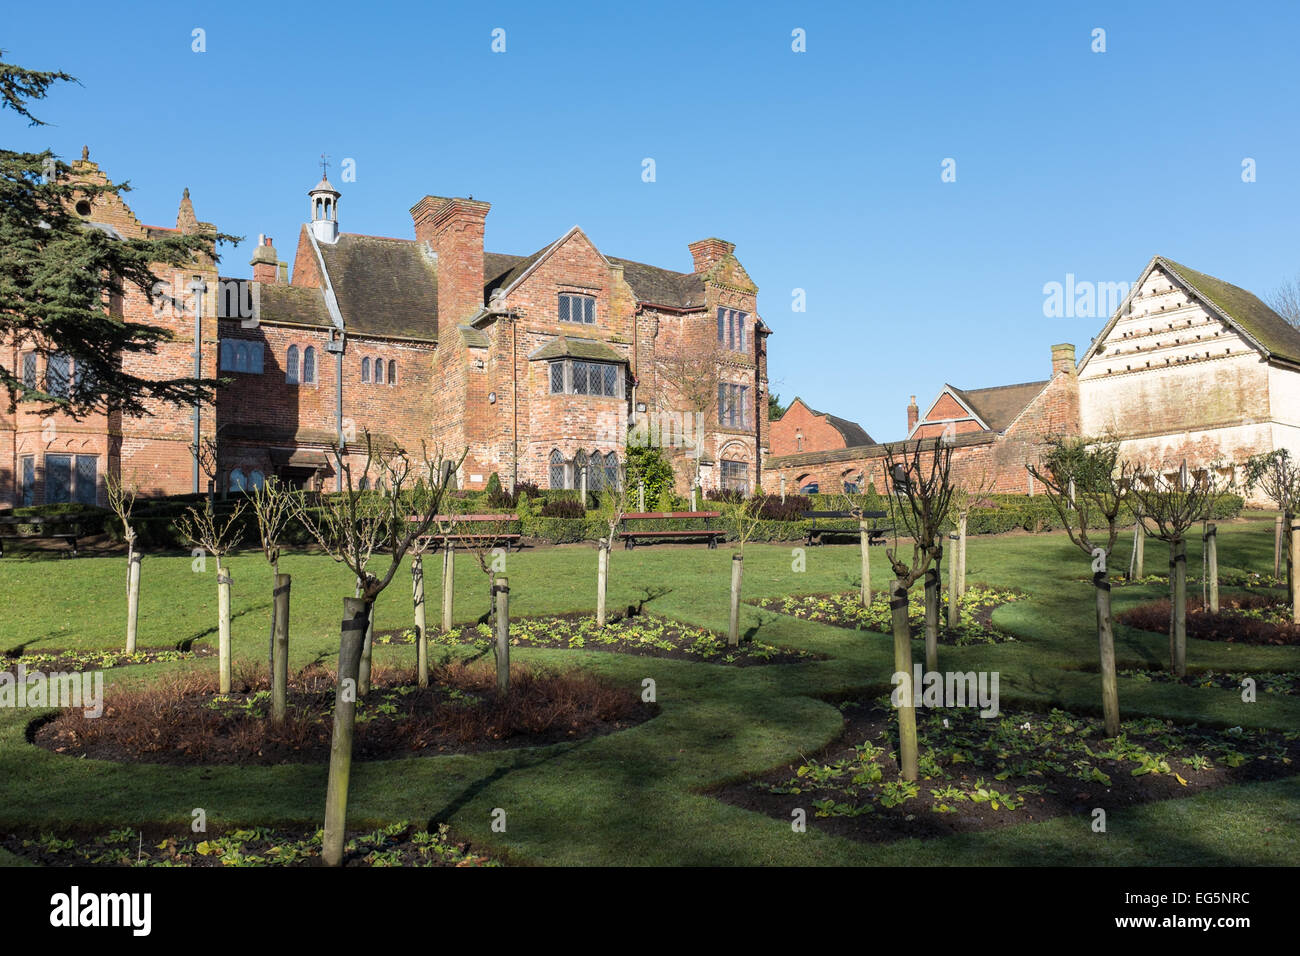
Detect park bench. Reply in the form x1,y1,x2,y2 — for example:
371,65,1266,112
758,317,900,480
801,509,890,547
0,515,81,558
618,511,723,550
409,513,523,551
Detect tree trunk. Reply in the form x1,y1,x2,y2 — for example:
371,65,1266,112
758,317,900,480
357,599,374,697
1205,523,1219,614
412,556,427,688
924,564,939,673
217,560,232,694
596,539,609,626
1131,507,1145,581
859,520,871,607
125,552,141,653
494,576,510,695
891,577,918,781
947,534,959,631
1291,519,1300,625
728,553,743,646
441,543,455,634
272,573,290,725
956,513,968,598
1170,537,1187,677
1276,512,1285,578
1094,569,1120,737
323,597,368,867
638,481,645,511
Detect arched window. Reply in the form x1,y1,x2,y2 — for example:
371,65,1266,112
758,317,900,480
548,449,565,489
302,347,316,384
249,470,265,491
374,358,385,385
236,342,250,372
604,452,618,490
230,468,247,492
573,450,588,490
388,360,396,385
588,451,604,491
286,345,299,384
361,357,371,383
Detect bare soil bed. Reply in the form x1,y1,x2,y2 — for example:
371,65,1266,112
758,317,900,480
2,646,213,674
1118,593,1299,646
32,661,655,766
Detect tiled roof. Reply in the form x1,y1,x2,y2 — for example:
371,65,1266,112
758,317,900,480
255,283,333,329
527,335,627,363
315,234,439,341
792,398,874,446
949,380,1048,433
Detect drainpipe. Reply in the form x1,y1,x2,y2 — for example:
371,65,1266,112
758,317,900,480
335,346,344,492
192,275,204,494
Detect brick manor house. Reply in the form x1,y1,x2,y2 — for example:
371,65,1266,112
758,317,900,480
1,152,772,507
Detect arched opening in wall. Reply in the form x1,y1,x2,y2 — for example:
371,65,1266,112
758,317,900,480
303,347,316,384
548,449,565,489
573,450,589,491
796,430,804,452
604,451,618,490
587,450,603,491
718,442,751,496
841,468,863,494
361,357,371,383
230,468,247,493
286,345,299,384
388,360,396,385
249,470,265,491
374,358,385,385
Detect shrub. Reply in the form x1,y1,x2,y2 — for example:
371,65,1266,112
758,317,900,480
755,494,810,521
540,497,585,519
626,442,675,506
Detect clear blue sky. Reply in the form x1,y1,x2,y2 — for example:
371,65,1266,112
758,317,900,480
7,0,1300,442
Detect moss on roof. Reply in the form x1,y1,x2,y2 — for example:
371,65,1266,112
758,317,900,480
1159,257,1300,365
527,335,627,363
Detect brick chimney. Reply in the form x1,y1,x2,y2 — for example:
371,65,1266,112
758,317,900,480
688,237,735,274
250,235,278,284
1051,343,1076,377
412,195,491,332
907,395,919,434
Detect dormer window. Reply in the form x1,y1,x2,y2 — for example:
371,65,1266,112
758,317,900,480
558,293,595,325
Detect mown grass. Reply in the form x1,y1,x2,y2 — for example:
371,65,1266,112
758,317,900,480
0,512,1296,865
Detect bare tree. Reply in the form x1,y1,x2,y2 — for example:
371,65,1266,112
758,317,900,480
1026,436,1136,736
594,464,631,626
248,477,294,717
177,498,247,693
723,493,768,646
1265,275,1300,329
882,438,955,781
105,473,141,652
1130,462,1232,676
1243,448,1300,605
189,437,219,502
285,430,463,867
655,335,726,499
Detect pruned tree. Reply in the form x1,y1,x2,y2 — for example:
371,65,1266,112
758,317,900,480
723,493,768,646
177,498,247,694
285,430,463,867
947,464,997,606
882,438,955,781
248,476,293,716
595,464,631,626
105,473,141,652
1130,462,1232,676
1242,449,1300,605
1026,436,1136,736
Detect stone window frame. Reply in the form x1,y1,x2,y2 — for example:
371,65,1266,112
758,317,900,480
717,381,751,428
548,358,621,398
558,292,596,325
716,306,749,353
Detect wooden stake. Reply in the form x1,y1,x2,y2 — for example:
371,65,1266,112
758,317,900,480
441,543,455,634
947,532,959,630
1276,512,1285,578
638,481,645,511
357,599,374,697
891,577,918,781
1205,523,1219,614
125,552,141,653
1171,537,1187,677
729,554,743,646
494,576,510,695
272,573,290,725
1133,518,1145,580
956,513,968,599
859,519,871,607
1093,569,1120,737
924,564,939,673
1292,521,1300,625
596,539,609,626
323,597,367,867
412,556,427,688
217,563,232,694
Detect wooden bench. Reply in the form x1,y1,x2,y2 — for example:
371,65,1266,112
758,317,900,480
410,514,523,551
801,509,890,547
0,515,81,558
618,511,723,549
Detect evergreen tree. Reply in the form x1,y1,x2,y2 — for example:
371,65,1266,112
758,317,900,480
1,51,234,418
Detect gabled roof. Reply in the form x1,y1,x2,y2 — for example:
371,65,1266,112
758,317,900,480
1079,255,1300,370
255,282,333,329
527,335,626,363
947,380,1048,433
607,256,706,310
786,397,874,446
315,234,439,341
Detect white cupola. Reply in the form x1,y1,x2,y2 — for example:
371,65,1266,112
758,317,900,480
309,174,340,243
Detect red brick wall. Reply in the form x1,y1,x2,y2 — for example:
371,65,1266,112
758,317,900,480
769,399,850,457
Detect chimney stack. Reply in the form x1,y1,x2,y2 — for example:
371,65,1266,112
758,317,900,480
1051,343,1076,377
411,195,491,333
907,395,919,434
250,234,278,284
688,237,735,274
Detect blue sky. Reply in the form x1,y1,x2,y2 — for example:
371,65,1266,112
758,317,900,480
6,0,1300,441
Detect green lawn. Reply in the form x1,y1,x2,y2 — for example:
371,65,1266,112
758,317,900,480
1,514,1297,866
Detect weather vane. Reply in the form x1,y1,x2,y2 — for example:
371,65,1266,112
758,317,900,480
320,153,330,179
